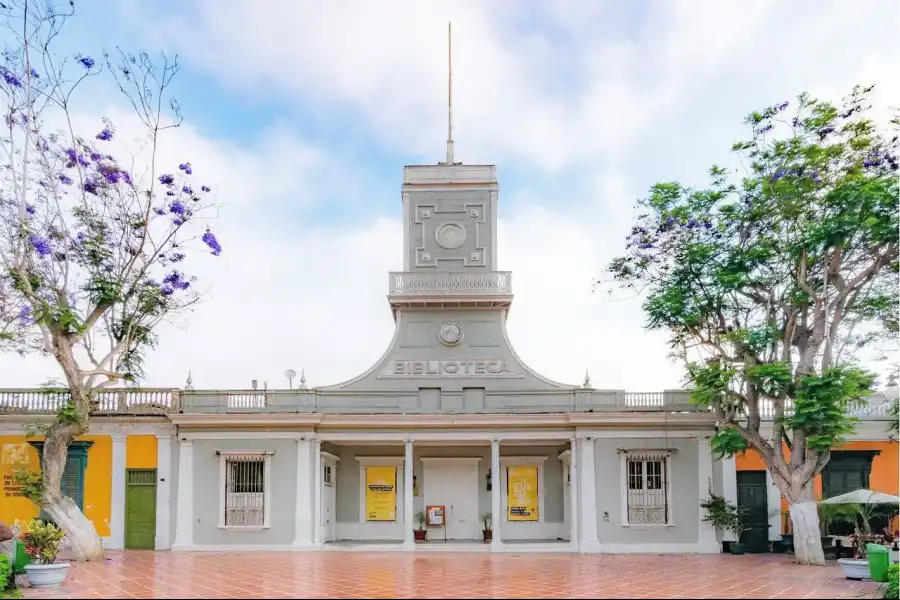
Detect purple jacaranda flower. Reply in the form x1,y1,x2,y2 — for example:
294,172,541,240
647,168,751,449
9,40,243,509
18,305,33,326
202,230,222,256
1,67,22,88
77,56,95,70
159,174,175,186
153,207,166,216
28,235,51,256
201,185,211,193
169,201,186,215
25,204,35,215
59,174,73,185
96,128,113,142
179,162,193,175
169,252,186,263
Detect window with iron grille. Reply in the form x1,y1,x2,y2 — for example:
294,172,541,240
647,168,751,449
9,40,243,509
622,451,671,525
218,451,273,529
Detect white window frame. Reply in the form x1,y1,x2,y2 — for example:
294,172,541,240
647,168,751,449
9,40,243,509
217,450,274,531
322,451,339,486
355,456,405,523
618,449,674,528
499,456,548,523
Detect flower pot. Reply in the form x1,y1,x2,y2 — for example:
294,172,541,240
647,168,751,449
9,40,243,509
483,529,493,543
24,562,70,589
721,541,732,554
729,543,746,555
837,558,871,580
414,529,427,541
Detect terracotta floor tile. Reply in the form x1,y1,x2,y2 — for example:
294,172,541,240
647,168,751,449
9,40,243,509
14,551,883,599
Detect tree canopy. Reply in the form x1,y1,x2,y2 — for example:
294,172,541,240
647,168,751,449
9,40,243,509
607,84,898,564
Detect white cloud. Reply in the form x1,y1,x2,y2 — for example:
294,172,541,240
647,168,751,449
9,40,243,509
2,0,897,392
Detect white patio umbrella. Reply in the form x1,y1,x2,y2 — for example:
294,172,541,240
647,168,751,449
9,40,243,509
819,489,900,505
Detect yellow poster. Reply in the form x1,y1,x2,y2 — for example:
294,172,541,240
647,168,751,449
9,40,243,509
365,466,397,521
507,466,538,521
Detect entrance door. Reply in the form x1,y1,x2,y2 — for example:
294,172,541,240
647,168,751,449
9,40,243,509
423,460,479,540
322,482,336,542
736,470,769,553
125,469,157,550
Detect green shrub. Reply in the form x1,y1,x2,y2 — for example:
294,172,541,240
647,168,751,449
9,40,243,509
0,554,18,599
0,555,10,587
885,564,898,600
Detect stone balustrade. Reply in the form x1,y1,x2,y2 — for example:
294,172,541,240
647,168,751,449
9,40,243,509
0,386,892,418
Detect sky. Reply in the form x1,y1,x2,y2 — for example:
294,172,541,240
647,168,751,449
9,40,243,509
1,0,898,392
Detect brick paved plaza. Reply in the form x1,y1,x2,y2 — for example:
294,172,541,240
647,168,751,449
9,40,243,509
20,551,881,599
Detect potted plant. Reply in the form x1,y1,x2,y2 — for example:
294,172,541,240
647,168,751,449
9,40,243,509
481,513,493,543
414,511,427,541
701,490,741,553
19,519,68,589
836,503,881,580
727,510,747,555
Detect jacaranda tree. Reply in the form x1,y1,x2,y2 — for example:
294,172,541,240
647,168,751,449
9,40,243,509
0,0,222,560
607,85,898,565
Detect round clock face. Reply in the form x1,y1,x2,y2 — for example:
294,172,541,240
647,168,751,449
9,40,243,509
438,321,464,346
435,223,467,250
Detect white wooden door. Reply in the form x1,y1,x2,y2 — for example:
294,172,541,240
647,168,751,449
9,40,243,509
424,463,479,540
322,482,336,542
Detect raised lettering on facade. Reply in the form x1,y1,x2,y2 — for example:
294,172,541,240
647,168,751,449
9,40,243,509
381,359,518,378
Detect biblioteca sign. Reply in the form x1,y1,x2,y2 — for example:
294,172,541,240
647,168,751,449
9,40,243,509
380,359,521,378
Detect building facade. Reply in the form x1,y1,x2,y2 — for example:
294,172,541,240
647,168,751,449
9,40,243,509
0,160,896,554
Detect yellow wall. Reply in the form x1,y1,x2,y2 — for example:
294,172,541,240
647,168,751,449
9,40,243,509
0,435,111,537
126,435,158,469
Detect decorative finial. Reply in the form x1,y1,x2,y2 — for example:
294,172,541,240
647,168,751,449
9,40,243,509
185,370,194,390
299,369,308,390
583,369,591,388
439,22,456,166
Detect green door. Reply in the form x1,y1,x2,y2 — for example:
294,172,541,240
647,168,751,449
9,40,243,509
737,470,770,553
125,469,157,550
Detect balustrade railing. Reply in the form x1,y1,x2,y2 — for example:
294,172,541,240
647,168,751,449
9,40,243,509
0,386,892,419
389,271,512,296
0,388,179,415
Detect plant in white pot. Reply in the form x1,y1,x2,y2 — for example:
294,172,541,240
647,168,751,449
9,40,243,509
835,503,880,580
19,519,69,589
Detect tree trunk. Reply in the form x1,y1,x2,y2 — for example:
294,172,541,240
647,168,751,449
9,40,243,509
40,423,105,561
785,482,825,566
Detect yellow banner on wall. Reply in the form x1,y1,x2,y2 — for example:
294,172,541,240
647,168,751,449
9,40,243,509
365,466,397,521
507,465,538,521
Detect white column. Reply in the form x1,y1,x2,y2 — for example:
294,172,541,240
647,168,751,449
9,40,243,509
109,434,127,550
403,439,415,548
721,456,738,542
312,438,322,546
578,437,600,552
293,437,313,548
569,438,579,548
155,434,172,550
697,436,719,552
173,438,194,549
490,438,503,550
765,470,782,541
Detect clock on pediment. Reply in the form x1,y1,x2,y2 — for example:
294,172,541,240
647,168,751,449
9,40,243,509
438,321,464,346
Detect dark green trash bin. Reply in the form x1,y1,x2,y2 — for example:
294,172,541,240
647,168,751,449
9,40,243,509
866,543,890,583
12,538,32,575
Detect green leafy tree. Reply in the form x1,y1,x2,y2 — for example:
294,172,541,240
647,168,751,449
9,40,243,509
607,85,898,565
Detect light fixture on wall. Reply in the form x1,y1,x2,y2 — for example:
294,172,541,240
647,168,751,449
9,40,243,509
486,469,492,492
413,473,418,497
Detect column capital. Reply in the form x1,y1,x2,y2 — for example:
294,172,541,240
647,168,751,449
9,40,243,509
404,438,413,445
178,437,193,447
110,433,127,443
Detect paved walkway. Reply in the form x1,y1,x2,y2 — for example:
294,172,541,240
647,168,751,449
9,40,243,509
21,551,881,599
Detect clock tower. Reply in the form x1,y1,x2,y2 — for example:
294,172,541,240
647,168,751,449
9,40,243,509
388,25,510,311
